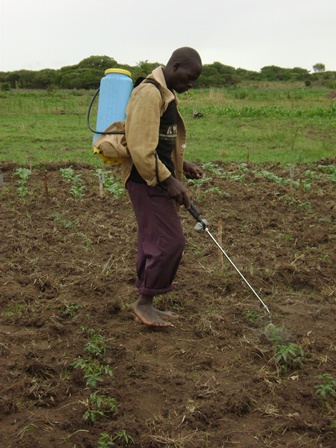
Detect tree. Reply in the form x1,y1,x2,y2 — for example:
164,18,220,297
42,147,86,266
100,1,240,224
313,63,325,73
78,56,118,70
260,65,291,81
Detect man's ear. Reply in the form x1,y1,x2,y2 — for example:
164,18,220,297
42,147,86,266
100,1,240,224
173,62,180,72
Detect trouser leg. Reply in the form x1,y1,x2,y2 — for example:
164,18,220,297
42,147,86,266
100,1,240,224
126,181,185,296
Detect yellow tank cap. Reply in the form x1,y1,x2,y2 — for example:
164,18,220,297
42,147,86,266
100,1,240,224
104,68,132,77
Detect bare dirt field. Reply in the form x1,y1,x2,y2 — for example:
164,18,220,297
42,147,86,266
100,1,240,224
1,159,335,448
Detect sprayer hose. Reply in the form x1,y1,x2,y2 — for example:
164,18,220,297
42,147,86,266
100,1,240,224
86,88,125,136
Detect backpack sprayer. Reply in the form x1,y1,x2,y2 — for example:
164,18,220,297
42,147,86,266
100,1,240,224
87,68,133,164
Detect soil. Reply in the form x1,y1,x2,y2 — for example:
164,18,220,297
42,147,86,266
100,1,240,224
0,159,336,448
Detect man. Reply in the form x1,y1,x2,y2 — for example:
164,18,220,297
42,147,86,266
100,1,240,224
121,47,203,327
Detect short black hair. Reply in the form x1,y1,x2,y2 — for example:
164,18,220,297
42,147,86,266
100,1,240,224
167,47,202,68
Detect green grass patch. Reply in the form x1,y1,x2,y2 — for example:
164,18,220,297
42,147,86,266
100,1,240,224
0,85,335,166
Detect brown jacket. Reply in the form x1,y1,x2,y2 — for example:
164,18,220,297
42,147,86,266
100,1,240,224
121,66,186,186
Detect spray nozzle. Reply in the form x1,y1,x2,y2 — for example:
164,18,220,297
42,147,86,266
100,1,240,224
194,219,208,232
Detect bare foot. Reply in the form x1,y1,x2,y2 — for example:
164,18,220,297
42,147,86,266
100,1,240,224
132,296,172,327
155,310,180,321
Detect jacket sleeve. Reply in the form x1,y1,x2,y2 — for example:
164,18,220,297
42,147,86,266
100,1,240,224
125,85,172,186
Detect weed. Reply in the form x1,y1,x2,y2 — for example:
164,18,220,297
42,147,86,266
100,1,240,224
59,302,79,318
82,237,93,252
315,373,336,399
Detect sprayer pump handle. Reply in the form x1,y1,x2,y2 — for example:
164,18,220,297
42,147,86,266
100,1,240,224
188,201,202,222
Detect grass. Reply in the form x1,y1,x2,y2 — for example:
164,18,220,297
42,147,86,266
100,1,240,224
0,84,335,166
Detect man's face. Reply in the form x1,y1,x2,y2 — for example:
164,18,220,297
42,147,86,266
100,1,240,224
172,61,202,93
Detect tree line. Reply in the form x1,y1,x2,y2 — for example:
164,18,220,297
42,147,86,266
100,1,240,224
0,56,335,91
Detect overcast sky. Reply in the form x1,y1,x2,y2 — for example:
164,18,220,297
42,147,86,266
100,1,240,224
1,0,335,73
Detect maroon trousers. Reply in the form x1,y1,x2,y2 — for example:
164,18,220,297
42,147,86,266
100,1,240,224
126,180,186,296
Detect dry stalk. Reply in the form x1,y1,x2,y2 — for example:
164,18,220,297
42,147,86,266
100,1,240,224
148,429,198,447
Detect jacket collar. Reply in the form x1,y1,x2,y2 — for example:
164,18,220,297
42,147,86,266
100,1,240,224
149,67,180,105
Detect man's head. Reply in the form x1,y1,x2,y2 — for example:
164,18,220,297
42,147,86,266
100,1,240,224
163,47,202,93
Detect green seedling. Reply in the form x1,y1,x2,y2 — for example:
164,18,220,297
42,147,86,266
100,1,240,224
274,343,305,371
59,166,76,181
83,391,117,424
98,433,116,448
70,183,86,197
263,324,285,343
203,186,230,198
244,310,262,323
59,303,79,318
315,373,336,399
97,170,125,199
317,164,336,183
98,431,135,448
114,431,135,446
51,211,79,231
305,169,322,180
84,330,107,359
60,166,86,198
98,431,135,447
14,167,31,199
72,358,113,387
254,169,312,191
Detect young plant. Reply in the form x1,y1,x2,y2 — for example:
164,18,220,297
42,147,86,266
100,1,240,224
98,431,135,448
59,302,79,318
14,167,31,199
113,431,135,446
263,324,285,343
72,358,113,387
84,329,107,359
98,433,116,448
315,373,336,400
244,310,262,323
60,166,86,198
82,391,117,424
51,211,79,231
102,171,125,200
274,343,305,371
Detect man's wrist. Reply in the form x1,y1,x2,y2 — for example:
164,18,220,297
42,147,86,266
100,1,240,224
160,175,173,187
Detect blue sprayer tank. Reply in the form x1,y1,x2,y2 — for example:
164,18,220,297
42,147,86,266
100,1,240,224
93,68,133,142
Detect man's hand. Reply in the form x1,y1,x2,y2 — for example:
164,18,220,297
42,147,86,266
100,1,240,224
183,161,203,180
160,176,190,208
